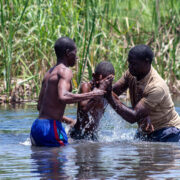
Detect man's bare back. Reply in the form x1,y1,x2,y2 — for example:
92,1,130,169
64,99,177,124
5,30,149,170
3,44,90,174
38,64,73,121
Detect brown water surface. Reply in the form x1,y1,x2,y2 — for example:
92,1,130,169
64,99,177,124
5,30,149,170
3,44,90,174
0,99,180,179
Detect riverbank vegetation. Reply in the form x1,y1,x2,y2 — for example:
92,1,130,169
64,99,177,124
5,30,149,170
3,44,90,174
0,0,180,103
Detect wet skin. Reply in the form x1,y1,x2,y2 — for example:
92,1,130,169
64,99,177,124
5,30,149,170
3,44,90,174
37,47,105,126
101,58,154,133
73,74,109,135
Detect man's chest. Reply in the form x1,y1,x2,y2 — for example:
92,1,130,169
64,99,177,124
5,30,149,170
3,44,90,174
136,83,146,99
129,80,147,106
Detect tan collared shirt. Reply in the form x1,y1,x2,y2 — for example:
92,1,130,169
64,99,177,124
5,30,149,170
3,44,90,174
113,66,180,131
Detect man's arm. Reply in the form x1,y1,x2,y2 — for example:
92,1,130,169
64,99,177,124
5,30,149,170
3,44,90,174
58,69,105,104
62,116,76,127
78,83,100,112
99,74,146,123
79,75,115,112
112,71,129,96
107,92,154,132
99,74,153,132
108,92,147,123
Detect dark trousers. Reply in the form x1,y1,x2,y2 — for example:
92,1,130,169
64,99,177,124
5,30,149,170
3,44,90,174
135,127,180,142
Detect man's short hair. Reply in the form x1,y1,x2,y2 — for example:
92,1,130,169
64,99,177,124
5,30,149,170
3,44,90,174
54,37,76,58
128,44,154,63
95,61,115,77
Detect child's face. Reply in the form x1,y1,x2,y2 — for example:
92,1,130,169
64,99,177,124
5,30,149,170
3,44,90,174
92,73,106,87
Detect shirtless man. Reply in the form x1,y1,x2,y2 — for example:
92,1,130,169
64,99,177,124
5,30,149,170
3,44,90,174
30,37,105,147
70,61,115,140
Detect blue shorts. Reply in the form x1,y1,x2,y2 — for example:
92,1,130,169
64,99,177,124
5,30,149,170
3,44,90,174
30,119,68,147
135,127,180,142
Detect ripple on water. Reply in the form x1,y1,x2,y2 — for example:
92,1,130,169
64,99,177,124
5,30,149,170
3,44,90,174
0,103,180,179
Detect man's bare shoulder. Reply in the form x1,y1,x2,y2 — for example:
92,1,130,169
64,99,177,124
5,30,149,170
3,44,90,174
56,64,73,80
42,71,50,82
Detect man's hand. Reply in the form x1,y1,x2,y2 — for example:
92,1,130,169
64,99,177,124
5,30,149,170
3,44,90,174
138,117,154,134
69,119,76,127
92,88,106,96
62,116,77,127
99,74,114,91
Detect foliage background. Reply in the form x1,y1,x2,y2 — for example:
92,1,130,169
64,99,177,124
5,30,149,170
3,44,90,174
0,0,180,102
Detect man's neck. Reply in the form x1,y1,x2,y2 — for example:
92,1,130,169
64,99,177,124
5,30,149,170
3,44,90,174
56,58,69,67
137,74,147,81
136,66,151,81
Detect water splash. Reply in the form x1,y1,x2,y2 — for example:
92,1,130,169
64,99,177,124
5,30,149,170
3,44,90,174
65,125,71,134
20,138,31,146
98,105,137,143
66,105,138,143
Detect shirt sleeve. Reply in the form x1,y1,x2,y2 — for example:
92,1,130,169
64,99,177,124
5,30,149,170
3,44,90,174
142,86,165,109
113,70,129,96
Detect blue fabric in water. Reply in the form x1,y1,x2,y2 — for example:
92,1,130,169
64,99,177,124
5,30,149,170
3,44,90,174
30,119,68,147
135,126,180,142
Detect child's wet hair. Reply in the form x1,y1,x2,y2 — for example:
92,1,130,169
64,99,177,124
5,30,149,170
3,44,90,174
54,37,76,58
95,61,115,77
128,44,154,63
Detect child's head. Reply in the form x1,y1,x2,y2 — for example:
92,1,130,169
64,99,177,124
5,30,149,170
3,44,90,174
93,61,115,82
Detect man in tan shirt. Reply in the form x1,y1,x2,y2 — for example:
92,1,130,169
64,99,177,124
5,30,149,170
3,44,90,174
105,44,180,142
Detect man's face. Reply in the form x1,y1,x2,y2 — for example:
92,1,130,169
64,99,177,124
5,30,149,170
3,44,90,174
128,58,149,77
67,47,77,67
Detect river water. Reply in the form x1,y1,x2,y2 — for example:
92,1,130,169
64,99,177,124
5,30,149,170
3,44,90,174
0,98,180,179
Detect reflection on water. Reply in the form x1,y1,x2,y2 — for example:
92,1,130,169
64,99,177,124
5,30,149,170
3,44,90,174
73,143,103,179
0,100,180,179
29,141,180,179
31,146,70,179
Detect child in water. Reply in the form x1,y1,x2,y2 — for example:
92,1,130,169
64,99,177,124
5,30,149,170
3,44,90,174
69,61,115,140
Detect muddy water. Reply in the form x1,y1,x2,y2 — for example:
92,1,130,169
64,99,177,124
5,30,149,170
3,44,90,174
0,99,180,179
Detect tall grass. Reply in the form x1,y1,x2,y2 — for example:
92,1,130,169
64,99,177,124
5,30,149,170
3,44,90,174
0,0,29,95
0,0,180,99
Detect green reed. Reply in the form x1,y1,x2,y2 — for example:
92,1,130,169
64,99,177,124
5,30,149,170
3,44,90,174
0,0,30,95
0,0,179,99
